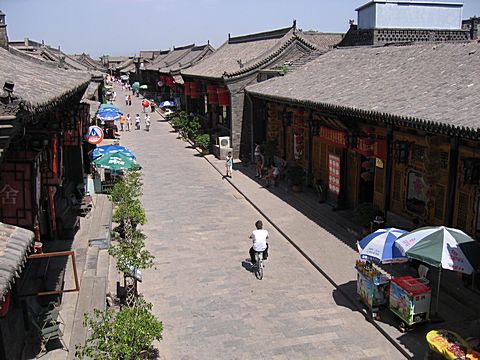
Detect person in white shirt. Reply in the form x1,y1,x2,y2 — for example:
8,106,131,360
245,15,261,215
249,220,269,265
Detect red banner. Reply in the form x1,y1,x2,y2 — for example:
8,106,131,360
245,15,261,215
319,126,346,148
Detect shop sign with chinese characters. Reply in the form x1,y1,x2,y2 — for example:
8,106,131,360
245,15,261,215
328,154,341,194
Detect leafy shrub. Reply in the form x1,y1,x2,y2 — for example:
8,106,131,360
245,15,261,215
75,299,163,360
353,202,380,228
194,133,210,150
285,163,305,186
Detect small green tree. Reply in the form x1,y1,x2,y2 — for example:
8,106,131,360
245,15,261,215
194,133,210,151
75,299,163,360
108,227,153,274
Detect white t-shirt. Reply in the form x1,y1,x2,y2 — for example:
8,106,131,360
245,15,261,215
250,229,269,251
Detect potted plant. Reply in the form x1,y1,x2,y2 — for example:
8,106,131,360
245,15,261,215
285,163,305,192
194,133,210,154
353,202,381,235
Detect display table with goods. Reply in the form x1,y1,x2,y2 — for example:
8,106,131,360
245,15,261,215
426,329,480,360
389,276,431,331
355,260,390,319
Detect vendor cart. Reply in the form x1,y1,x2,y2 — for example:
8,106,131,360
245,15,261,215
355,260,390,319
389,276,431,331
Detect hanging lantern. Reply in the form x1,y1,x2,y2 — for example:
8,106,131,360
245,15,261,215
190,82,201,99
207,84,218,104
360,171,373,182
217,87,230,106
184,82,191,95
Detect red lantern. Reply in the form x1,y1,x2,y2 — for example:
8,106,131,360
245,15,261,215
184,82,191,95
360,171,373,182
207,84,218,104
190,82,201,99
217,87,230,106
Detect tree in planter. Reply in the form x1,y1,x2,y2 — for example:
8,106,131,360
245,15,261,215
170,111,188,133
194,133,210,154
75,298,163,360
108,170,153,306
284,163,305,191
183,115,201,140
353,202,381,234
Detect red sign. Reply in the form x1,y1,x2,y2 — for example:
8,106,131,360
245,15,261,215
328,154,341,195
0,160,35,228
319,126,346,148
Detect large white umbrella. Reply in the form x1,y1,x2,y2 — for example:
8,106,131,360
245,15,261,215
395,226,480,314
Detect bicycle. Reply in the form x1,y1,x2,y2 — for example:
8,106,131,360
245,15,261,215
254,251,265,280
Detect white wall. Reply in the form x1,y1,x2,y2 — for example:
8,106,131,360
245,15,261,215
358,1,463,30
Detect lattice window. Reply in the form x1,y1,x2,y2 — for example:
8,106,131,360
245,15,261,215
434,185,446,221
440,152,449,169
375,166,384,194
457,192,469,229
412,145,426,162
393,170,402,201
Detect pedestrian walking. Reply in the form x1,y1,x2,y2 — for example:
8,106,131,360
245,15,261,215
225,152,233,178
112,91,117,102
119,115,125,131
145,115,151,132
128,95,132,106
142,99,149,113
150,100,156,113
135,114,141,130
125,95,129,106
126,114,131,131
254,142,262,163
265,163,279,187
255,153,264,179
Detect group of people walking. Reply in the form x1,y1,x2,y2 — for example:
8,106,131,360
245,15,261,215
224,143,280,187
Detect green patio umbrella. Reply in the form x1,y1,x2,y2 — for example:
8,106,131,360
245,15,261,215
132,82,140,90
139,84,148,90
93,151,141,171
395,226,480,315
120,75,129,81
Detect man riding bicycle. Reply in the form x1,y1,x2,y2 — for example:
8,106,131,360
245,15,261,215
249,220,269,265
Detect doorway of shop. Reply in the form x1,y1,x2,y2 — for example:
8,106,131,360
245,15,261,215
359,155,375,204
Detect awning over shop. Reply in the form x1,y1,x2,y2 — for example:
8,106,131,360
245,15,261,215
0,222,34,300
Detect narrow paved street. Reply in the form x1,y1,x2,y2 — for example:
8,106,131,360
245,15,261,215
114,87,404,359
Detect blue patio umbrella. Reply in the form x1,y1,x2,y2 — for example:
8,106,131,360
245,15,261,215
96,111,121,121
88,145,136,160
159,100,175,107
357,228,408,264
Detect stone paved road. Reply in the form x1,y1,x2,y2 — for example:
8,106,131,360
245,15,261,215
114,88,404,360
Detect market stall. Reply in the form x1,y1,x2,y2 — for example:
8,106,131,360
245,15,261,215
355,228,408,319
426,329,480,360
389,276,431,331
355,260,390,319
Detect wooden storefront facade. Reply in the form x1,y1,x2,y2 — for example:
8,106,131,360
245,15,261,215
258,100,480,239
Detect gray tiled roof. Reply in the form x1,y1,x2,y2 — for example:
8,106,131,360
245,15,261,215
182,26,296,79
0,46,91,111
115,58,134,71
159,44,214,74
144,46,196,71
246,41,480,131
143,49,172,70
70,53,106,71
0,222,34,299
299,32,344,48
